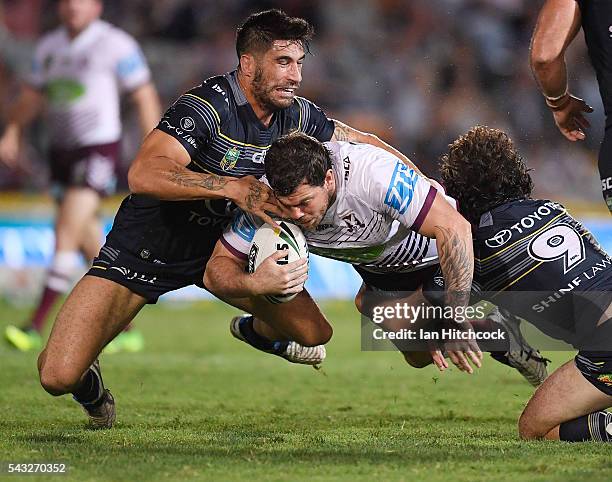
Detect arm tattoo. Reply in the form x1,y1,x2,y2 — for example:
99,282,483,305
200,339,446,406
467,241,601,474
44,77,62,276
332,121,356,142
244,182,266,210
167,165,228,191
436,225,473,310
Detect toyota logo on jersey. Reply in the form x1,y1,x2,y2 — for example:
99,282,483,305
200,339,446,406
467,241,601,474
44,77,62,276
485,229,513,248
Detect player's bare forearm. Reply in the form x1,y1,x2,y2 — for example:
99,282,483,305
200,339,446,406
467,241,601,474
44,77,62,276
128,129,239,201
331,119,427,177
203,246,257,299
128,130,277,222
435,224,473,312
531,56,569,100
129,154,236,201
131,82,162,137
418,193,474,312
530,0,581,98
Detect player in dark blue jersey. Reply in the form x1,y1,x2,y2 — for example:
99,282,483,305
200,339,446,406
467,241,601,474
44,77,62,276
530,0,612,211
35,9,419,429
439,125,612,442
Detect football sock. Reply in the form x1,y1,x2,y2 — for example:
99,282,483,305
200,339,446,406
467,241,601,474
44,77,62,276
30,251,80,332
239,316,288,353
559,412,612,442
29,287,61,332
72,368,103,405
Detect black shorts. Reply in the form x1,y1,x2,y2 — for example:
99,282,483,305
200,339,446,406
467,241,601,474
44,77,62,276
354,264,440,292
49,142,120,198
87,194,235,303
575,350,612,396
87,242,208,304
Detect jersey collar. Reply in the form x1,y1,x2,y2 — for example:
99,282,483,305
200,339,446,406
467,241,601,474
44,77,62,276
225,70,248,106
61,19,104,48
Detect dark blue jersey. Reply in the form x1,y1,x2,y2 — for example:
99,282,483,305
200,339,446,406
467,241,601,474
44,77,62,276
107,71,334,263
473,199,612,346
576,0,612,126
156,71,335,177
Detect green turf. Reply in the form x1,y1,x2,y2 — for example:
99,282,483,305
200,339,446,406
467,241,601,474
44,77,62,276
0,299,609,482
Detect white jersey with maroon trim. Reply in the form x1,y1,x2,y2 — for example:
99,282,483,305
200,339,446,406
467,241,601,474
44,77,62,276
223,141,447,273
28,20,151,148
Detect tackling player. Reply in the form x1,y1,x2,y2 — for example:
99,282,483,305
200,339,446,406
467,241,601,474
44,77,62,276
35,9,427,429
439,125,612,442
0,0,160,353
530,0,612,212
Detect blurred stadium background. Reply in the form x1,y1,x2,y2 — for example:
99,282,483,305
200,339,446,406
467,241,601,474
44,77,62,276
0,0,610,304
2,2,612,480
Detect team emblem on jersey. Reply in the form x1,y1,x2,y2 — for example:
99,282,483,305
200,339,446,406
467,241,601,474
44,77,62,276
341,213,365,232
220,147,241,170
180,117,195,132
485,229,513,248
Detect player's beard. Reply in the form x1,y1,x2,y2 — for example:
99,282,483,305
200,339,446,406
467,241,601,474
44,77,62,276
301,190,335,231
252,66,298,111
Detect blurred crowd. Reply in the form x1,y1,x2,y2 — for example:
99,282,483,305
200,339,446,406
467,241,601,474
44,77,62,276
0,0,605,203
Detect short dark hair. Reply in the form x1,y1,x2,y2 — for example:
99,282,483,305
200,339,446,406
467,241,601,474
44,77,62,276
265,132,332,196
236,9,314,59
439,125,533,224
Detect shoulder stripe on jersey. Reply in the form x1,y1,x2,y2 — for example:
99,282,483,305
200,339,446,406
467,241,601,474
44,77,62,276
180,97,219,135
184,93,221,123
185,93,271,150
185,94,221,124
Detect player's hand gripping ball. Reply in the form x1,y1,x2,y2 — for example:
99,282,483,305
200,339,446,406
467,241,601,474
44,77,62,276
248,221,309,304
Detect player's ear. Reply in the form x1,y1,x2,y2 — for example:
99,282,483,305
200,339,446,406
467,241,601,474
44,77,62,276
239,54,256,78
324,169,334,189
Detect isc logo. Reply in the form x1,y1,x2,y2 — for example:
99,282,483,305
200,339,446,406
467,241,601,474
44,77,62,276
384,162,418,214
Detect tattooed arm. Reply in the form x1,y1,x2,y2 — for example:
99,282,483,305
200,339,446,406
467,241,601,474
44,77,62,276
128,129,280,225
418,192,481,373
331,119,427,178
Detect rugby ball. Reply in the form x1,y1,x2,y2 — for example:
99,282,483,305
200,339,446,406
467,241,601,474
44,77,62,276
248,221,309,304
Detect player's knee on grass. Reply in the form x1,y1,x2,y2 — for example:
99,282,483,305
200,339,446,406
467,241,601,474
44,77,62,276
38,350,85,396
518,409,552,440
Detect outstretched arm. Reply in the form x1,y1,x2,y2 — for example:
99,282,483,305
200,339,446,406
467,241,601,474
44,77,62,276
530,0,593,141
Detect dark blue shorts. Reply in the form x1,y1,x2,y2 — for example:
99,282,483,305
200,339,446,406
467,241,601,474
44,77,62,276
575,350,612,396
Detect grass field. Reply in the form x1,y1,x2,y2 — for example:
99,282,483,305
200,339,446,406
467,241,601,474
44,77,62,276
0,298,610,482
